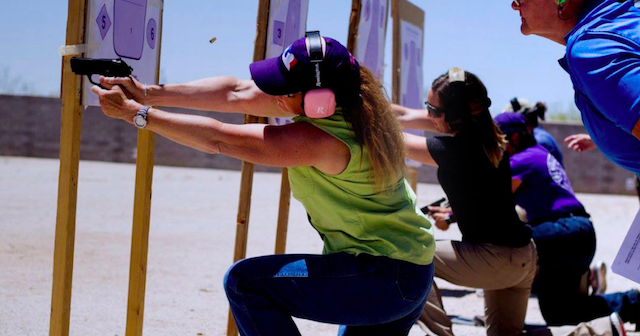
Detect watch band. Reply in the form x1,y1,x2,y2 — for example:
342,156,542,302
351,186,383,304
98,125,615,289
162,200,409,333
134,105,150,129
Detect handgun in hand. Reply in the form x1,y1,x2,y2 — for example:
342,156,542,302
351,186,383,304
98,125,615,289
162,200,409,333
420,197,446,215
70,57,133,88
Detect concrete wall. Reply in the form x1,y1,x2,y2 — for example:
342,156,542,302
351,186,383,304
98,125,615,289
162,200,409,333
539,122,638,195
0,94,255,172
1,94,637,195
416,122,639,195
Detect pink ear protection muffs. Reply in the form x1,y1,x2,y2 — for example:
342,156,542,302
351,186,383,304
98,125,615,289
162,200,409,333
303,31,336,118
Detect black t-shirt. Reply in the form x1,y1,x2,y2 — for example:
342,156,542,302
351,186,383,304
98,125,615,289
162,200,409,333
427,132,532,247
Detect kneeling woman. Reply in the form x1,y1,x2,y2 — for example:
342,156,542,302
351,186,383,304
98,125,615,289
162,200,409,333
394,69,536,336
92,34,434,336
495,112,640,328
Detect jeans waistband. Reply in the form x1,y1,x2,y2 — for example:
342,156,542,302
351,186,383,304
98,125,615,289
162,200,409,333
529,210,590,226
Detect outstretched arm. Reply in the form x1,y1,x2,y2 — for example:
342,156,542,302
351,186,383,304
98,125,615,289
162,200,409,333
100,75,296,118
91,85,350,174
392,104,438,132
403,133,437,167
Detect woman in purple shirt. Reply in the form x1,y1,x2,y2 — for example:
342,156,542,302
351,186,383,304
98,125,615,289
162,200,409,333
495,112,640,327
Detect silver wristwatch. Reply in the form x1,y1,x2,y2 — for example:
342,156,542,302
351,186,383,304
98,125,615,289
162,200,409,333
133,105,150,129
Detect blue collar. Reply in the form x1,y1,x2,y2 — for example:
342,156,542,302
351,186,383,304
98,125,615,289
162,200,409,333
563,0,612,43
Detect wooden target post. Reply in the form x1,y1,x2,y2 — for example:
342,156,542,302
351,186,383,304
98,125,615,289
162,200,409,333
391,0,424,192
408,168,418,191
125,20,164,334
125,7,164,336
50,1,87,335
51,1,163,336
227,2,271,335
227,1,314,333
274,170,291,255
347,0,390,78
349,0,416,192
347,0,362,53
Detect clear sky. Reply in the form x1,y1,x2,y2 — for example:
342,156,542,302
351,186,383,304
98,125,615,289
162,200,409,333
0,0,579,118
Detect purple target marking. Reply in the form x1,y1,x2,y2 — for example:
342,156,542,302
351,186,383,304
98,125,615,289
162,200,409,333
96,4,111,40
146,18,157,49
113,0,147,60
365,0,371,21
283,0,302,48
403,43,408,61
417,47,421,66
273,20,285,46
406,40,421,108
380,5,385,27
363,0,380,76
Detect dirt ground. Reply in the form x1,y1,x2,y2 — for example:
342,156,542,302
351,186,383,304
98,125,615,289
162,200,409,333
1,156,638,336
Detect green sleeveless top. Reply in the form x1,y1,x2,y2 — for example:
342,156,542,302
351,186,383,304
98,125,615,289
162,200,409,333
289,108,435,265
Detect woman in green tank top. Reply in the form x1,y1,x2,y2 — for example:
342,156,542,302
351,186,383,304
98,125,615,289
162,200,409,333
91,33,434,336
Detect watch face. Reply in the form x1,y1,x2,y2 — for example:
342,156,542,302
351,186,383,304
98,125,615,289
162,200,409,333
134,115,147,128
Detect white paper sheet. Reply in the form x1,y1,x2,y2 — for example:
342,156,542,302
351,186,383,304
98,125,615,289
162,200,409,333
612,209,640,284
82,0,162,106
266,0,309,126
355,0,389,81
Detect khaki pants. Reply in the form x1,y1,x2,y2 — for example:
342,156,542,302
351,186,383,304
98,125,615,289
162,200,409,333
419,240,615,336
419,240,538,336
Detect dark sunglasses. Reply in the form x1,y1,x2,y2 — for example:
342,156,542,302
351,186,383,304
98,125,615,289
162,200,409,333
426,102,446,118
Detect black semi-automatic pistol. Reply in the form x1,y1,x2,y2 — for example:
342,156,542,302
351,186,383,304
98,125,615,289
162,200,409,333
420,197,446,215
70,57,133,88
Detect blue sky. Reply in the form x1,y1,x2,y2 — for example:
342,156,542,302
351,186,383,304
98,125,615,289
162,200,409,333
0,0,579,118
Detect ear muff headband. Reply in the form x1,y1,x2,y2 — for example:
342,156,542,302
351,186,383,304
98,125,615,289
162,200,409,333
445,67,471,129
305,31,325,88
303,30,336,118
305,31,324,64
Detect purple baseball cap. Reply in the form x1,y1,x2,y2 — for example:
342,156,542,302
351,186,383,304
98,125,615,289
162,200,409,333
249,36,360,96
494,112,528,134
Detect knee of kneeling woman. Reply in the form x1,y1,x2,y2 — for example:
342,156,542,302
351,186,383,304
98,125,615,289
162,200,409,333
223,259,247,298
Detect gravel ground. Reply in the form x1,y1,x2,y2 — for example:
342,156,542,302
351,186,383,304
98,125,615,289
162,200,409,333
1,156,638,336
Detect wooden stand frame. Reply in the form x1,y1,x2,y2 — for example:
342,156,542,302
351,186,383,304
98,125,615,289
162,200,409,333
50,1,87,335
226,2,272,335
347,0,362,53
51,2,163,336
347,0,390,72
392,0,424,192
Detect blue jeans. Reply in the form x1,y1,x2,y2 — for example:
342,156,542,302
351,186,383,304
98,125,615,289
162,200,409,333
533,216,640,325
223,252,434,336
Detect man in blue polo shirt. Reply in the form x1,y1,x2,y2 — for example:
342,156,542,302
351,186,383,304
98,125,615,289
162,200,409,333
510,0,640,176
